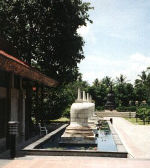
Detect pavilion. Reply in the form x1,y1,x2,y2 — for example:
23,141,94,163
0,47,58,152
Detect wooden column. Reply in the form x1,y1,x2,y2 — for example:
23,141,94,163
6,72,14,149
35,85,39,125
25,82,32,140
18,77,25,142
40,85,44,125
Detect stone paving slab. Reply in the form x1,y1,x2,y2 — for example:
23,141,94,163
110,117,150,159
1,156,150,168
0,160,11,168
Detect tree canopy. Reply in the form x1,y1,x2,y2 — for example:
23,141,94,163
88,72,150,110
0,0,93,83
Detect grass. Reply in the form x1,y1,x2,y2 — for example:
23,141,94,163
50,117,70,122
125,117,150,125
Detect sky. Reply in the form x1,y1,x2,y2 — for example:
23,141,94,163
78,0,150,84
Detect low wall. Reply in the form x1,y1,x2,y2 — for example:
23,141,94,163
96,111,136,118
22,150,127,158
23,124,68,150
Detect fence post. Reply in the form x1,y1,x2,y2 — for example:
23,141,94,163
129,112,131,118
135,105,138,123
136,113,138,122
143,111,145,125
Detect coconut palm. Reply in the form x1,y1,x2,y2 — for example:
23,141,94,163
116,74,127,84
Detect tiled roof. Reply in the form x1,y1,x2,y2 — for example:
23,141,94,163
0,50,29,67
0,50,58,87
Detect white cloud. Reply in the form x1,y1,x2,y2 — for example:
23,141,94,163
130,53,150,63
77,26,90,37
77,24,96,45
79,53,150,84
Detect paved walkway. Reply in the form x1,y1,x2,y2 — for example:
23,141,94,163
1,156,150,168
111,117,150,159
0,160,11,168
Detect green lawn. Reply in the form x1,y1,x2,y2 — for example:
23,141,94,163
50,117,70,122
125,118,150,125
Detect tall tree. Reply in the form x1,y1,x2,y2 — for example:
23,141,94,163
0,0,93,83
101,76,112,88
134,70,150,103
116,74,127,84
93,78,100,87
137,71,147,85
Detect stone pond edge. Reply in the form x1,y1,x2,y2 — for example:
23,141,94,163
21,123,128,158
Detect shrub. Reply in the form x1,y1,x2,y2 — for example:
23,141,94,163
136,107,146,119
96,106,105,111
62,107,70,118
136,107,150,121
126,106,136,112
116,106,136,112
116,106,126,112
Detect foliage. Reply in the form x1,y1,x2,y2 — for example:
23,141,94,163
96,106,105,111
136,107,146,119
89,72,150,111
0,0,93,122
32,79,89,121
101,76,113,88
93,78,100,87
88,74,135,109
116,106,136,112
88,84,108,107
115,82,134,107
49,117,70,123
134,70,150,103
134,106,150,125
0,0,93,83
116,74,127,84
62,107,70,118
126,106,137,112
136,107,150,121
125,118,149,125
116,106,126,112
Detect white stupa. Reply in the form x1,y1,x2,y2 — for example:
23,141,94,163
60,88,96,145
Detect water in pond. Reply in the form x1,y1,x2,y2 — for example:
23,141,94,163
36,122,117,152
96,122,117,152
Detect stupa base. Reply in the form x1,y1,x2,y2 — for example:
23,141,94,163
59,125,96,146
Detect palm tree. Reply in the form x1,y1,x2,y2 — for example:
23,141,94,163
135,70,150,102
93,78,100,87
116,74,126,84
101,76,112,87
138,71,147,85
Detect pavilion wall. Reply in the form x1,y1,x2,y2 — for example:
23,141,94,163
0,76,26,152
0,87,7,151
